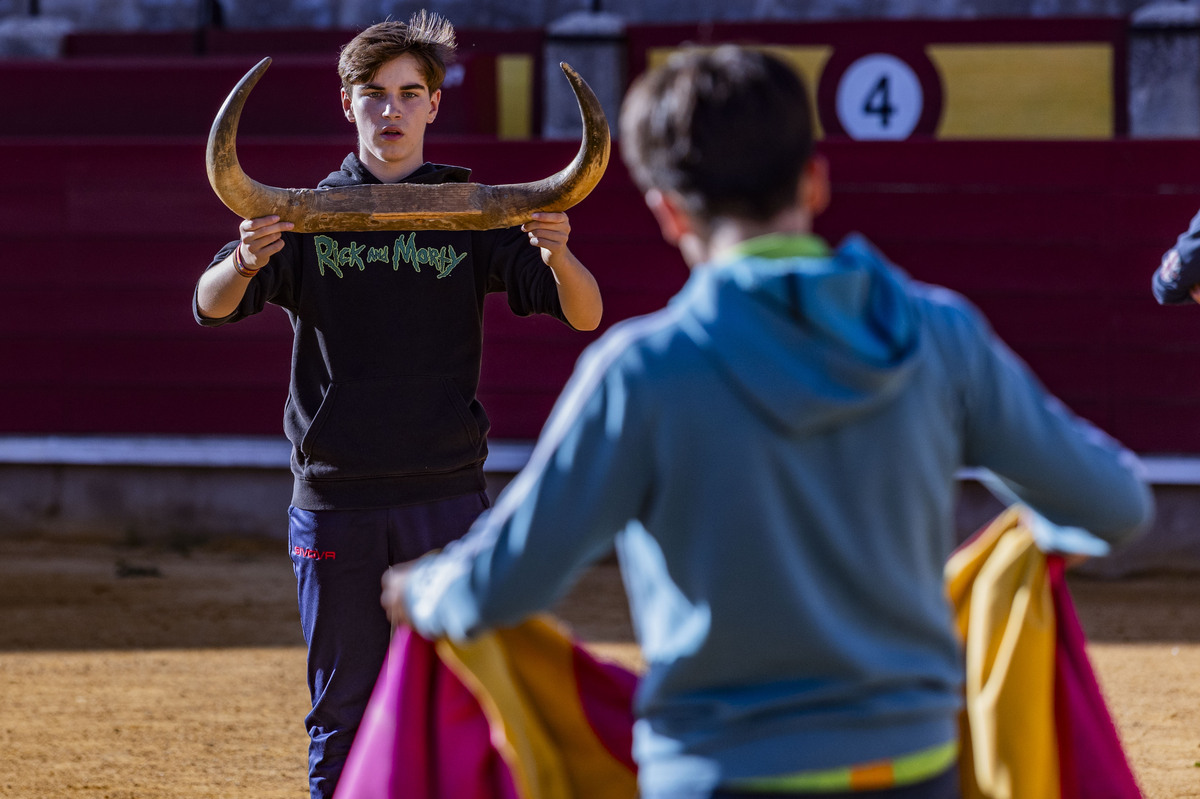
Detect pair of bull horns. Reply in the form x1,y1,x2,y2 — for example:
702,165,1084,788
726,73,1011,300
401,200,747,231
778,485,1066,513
206,58,611,232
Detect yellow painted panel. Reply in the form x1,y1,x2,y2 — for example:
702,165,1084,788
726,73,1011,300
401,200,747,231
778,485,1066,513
929,43,1112,139
646,45,832,137
497,54,534,140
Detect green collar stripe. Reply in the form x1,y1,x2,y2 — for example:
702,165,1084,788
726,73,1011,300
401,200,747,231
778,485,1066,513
728,233,830,260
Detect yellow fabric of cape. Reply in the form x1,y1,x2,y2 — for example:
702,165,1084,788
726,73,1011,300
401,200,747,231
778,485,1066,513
945,507,1058,799
436,615,639,799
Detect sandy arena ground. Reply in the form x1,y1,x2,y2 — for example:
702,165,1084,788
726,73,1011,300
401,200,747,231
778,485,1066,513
0,536,1197,798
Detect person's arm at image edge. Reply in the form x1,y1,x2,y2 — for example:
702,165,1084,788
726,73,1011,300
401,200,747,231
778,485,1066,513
1153,209,1200,305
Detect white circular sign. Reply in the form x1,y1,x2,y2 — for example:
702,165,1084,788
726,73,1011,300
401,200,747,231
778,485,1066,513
835,54,924,140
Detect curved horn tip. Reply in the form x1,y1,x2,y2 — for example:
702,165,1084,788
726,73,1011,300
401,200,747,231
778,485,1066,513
559,63,591,93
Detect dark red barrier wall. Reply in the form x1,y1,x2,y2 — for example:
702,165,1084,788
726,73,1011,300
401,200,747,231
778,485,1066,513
0,54,502,138
29,26,545,138
4,136,1200,453
815,140,1200,454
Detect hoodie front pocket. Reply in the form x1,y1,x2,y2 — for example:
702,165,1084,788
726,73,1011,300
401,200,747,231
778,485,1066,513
299,376,482,480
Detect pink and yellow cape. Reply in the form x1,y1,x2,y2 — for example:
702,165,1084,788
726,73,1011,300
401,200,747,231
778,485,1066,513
338,506,1141,799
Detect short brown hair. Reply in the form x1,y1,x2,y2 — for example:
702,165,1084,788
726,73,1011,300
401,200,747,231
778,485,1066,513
337,10,457,93
619,45,815,224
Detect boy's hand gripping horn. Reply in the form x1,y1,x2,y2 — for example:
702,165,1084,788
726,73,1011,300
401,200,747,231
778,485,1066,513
206,58,611,232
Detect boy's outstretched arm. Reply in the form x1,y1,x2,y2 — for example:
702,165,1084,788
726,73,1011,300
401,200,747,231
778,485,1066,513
382,339,651,637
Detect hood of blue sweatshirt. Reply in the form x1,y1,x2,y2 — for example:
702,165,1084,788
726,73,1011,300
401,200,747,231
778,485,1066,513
677,232,921,436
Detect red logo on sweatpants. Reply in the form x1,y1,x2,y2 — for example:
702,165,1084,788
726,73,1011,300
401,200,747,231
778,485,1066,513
294,547,336,561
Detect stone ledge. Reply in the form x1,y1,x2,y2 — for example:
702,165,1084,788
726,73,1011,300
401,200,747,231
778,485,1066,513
0,434,535,472
2,435,1193,485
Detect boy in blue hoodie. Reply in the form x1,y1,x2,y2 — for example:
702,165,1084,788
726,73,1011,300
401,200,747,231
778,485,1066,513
381,46,1151,799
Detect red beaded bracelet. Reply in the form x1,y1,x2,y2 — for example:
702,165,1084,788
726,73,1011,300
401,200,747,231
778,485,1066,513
232,245,260,278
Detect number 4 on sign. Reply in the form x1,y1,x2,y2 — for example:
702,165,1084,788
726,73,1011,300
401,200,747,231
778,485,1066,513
835,53,924,140
864,75,896,128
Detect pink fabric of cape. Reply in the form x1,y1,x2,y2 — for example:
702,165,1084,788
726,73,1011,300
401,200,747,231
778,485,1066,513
334,615,638,799
1048,557,1142,799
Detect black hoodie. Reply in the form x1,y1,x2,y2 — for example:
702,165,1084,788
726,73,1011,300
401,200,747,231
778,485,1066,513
194,154,570,509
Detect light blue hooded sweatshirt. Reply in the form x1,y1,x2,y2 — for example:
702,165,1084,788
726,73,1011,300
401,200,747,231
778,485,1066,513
404,234,1152,798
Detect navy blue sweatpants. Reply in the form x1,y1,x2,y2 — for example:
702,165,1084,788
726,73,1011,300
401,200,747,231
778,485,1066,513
288,491,490,799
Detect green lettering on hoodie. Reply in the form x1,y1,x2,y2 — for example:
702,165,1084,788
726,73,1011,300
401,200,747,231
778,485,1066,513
314,233,468,279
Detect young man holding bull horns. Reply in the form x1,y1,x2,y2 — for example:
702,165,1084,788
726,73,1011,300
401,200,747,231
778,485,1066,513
193,11,602,799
